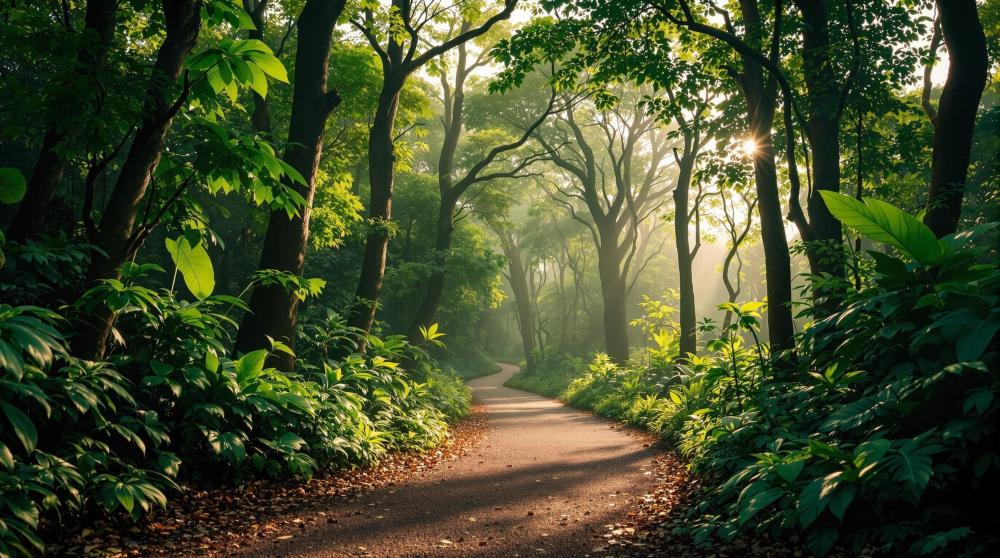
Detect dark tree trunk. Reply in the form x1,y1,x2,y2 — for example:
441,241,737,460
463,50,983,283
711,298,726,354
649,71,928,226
6,0,117,242
673,153,697,357
796,0,843,250
924,0,988,237
347,76,403,341
749,132,795,351
73,0,201,361
597,228,629,362
794,0,844,315
738,0,795,352
235,0,347,368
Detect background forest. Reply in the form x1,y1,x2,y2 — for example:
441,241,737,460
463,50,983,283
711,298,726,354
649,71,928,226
0,0,998,557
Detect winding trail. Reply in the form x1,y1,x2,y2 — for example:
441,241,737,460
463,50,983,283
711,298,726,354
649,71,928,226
243,363,659,557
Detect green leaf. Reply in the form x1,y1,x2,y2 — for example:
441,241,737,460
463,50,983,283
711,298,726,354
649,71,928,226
205,349,220,373
819,191,943,265
0,167,27,204
774,459,805,483
805,526,839,558
827,484,855,520
956,312,1000,362
248,51,289,83
798,479,830,528
165,236,215,300
0,440,14,468
114,483,135,513
236,349,267,383
737,487,784,526
964,388,993,415
1,401,37,454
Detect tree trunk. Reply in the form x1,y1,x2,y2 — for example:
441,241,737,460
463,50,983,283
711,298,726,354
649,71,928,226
408,191,455,341
597,232,629,362
673,153,697,357
72,0,201,361
235,0,346,369
749,134,795,351
794,0,844,314
924,0,988,237
502,240,537,369
347,77,403,341
737,0,795,352
408,55,465,340
6,0,117,242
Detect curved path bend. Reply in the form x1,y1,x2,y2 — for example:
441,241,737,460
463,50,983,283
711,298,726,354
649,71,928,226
242,363,658,557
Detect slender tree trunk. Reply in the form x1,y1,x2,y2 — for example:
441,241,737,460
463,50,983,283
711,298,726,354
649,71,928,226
6,0,117,242
795,0,842,253
502,240,536,369
924,0,988,237
408,191,455,341
235,0,347,368
794,0,844,316
348,77,403,341
597,230,629,362
737,0,795,352
73,0,201,360
673,153,697,357
408,52,465,340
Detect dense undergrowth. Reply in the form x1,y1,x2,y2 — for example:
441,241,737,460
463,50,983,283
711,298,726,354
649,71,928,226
0,237,470,557
507,195,1000,557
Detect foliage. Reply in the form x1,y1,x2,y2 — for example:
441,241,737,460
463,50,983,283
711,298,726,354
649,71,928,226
0,258,470,555
510,197,1000,556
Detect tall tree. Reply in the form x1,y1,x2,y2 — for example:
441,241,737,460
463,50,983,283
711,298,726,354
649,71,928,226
666,88,713,357
234,0,349,368
923,0,989,237
491,0,797,349
73,0,203,359
6,0,117,242
407,30,554,341
662,0,796,350
491,221,538,369
347,0,517,346
536,95,671,362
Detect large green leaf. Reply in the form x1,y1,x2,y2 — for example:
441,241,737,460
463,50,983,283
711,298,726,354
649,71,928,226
819,191,943,265
0,167,26,204
1,401,37,454
165,237,215,300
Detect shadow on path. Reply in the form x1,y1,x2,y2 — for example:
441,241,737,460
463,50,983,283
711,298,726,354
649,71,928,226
236,363,659,558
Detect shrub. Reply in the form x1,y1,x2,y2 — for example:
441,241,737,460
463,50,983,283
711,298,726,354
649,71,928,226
521,196,1000,556
0,257,471,555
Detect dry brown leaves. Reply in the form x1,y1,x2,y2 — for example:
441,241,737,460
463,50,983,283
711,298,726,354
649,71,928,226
42,406,490,557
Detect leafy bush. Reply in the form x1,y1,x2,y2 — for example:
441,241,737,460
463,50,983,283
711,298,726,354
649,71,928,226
0,257,471,555
681,196,1000,557
505,351,586,397
518,196,999,556
0,305,177,556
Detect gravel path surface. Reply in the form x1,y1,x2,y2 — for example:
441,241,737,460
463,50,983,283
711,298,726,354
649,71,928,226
240,363,660,557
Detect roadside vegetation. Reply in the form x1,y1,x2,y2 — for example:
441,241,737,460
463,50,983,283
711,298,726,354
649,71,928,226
1,0,997,556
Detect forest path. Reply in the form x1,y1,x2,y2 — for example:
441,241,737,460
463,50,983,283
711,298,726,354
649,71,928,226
240,363,660,557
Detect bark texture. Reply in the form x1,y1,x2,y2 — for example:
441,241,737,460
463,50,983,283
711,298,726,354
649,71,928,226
923,0,988,237
235,0,347,369
73,0,201,360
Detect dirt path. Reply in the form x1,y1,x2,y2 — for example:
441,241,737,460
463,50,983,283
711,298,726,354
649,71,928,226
239,363,659,557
